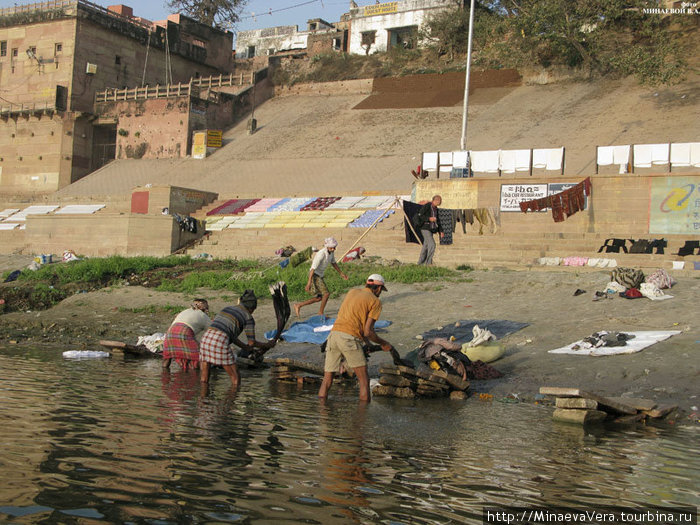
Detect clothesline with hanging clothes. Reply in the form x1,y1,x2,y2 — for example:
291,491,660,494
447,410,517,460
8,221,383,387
403,202,501,245
596,142,700,173
519,177,592,223
422,148,564,177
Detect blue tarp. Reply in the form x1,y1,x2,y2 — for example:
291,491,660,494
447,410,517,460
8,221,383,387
422,320,528,343
265,315,392,344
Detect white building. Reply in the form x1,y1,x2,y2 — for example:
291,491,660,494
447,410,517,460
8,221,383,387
236,19,336,58
347,0,454,55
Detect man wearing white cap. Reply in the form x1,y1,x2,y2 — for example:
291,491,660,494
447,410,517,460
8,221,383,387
319,273,394,402
294,237,348,318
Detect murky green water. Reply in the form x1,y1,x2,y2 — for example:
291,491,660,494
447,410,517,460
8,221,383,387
1,347,698,524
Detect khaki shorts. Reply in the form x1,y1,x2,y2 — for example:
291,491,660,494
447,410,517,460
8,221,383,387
312,273,329,297
324,331,366,372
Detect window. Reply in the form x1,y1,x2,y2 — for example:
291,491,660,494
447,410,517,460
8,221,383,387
12,48,18,58
360,31,376,55
54,43,62,54
247,45,255,58
1,41,6,57
115,55,121,65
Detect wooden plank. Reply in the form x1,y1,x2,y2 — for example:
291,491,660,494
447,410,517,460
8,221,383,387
379,366,400,376
642,404,677,419
606,397,656,411
552,408,608,425
555,398,598,409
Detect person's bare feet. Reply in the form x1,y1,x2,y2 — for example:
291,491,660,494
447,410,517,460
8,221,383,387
293,303,301,317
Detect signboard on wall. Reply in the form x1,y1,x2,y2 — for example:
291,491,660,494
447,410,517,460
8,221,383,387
500,184,547,212
649,176,700,234
192,131,207,159
364,1,398,16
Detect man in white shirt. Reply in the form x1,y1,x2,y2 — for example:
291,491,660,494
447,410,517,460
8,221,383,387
294,237,348,318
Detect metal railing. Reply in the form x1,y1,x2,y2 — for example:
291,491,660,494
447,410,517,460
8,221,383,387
0,102,56,116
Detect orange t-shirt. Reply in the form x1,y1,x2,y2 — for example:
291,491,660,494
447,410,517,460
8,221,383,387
331,287,382,340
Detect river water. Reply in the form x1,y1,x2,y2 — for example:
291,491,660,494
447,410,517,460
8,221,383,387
1,347,698,524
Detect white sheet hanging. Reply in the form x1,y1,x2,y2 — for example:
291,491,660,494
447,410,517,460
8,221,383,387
499,150,516,173
514,149,531,171
651,143,670,165
452,151,469,168
670,143,691,167
546,147,564,171
597,146,614,166
633,144,653,168
422,152,438,171
471,150,500,173
532,149,547,169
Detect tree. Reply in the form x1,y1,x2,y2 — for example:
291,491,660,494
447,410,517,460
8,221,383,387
166,0,247,28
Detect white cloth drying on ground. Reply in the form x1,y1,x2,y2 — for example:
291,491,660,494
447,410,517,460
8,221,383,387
537,257,562,266
604,281,626,293
549,330,681,356
639,282,673,301
586,258,617,268
312,324,334,333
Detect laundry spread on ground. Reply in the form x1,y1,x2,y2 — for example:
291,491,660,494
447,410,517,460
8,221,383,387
422,320,529,344
548,330,681,356
265,315,392,344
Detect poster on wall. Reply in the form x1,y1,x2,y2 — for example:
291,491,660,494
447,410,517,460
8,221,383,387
649,176,700,234
500,184,547,212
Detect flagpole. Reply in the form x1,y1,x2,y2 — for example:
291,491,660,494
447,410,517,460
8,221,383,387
460,0,475,151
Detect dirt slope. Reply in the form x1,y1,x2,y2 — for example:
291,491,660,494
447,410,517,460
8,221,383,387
55,75,699,198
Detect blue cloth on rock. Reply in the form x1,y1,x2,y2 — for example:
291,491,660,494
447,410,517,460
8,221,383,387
265,314,391,344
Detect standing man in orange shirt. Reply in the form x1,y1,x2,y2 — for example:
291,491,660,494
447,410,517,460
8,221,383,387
318,274,394,402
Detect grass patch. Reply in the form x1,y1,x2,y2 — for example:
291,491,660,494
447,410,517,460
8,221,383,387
156,261,461,301
118,304,183,315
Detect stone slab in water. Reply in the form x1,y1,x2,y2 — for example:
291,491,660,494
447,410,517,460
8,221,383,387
553,408,608,425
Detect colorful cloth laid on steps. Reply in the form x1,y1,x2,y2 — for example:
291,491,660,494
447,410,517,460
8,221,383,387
520,177,591,222
438,208,454,245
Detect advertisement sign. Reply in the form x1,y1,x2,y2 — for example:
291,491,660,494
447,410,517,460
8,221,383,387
650,176,700,234
364,1,398,16
206,130,222,148
192,131,207,159
500,184,547,212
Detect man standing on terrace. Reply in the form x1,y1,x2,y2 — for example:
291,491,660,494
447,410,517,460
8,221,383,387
414,195,444,265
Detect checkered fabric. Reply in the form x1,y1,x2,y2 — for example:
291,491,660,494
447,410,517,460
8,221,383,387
199,328,235,366
162,322,200,370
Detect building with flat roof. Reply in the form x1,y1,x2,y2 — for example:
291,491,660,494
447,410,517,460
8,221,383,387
0,0,235,193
